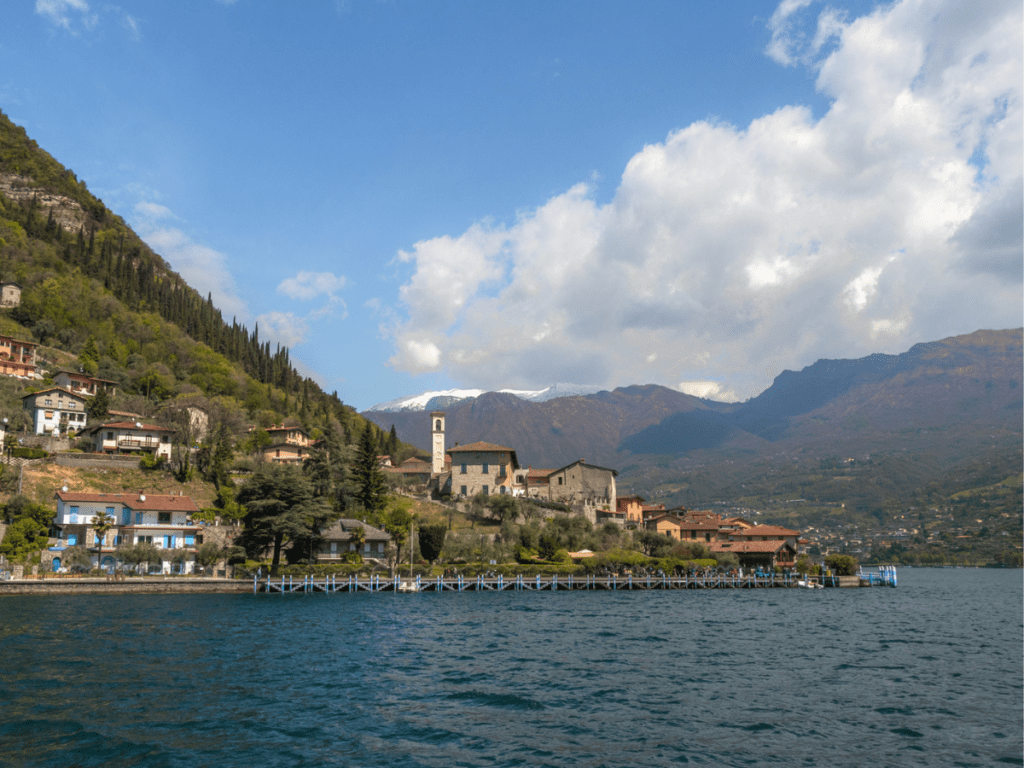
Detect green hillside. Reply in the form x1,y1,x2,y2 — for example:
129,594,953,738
0,108,418,478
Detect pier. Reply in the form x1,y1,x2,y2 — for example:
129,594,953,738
252,570,891,594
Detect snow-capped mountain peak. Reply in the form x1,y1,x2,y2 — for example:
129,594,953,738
367,384,601,412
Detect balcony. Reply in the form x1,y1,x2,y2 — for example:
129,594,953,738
115,436,163,450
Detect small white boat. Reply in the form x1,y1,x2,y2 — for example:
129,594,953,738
796,579,823,589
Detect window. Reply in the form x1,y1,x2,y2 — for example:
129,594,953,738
137,535,153,544
482,463,489,474
460,485,467,496
558,477,563,485
482,485,489,496
158,512,171,524
106,431,114,440
68,402,76,409
45,399,52,406
135,512,143,524
113,535,123,545
184,535,195,546
67,534,78,546
460,463,467,474
196,535,204,545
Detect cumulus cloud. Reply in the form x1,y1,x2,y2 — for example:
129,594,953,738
255,311,309,348
133,202,249,322
390,0,1022,400
278,271,346,300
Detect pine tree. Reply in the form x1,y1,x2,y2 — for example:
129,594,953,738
353,421,388,514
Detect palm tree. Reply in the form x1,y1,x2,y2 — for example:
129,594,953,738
348,522,366,557
92,509,114,574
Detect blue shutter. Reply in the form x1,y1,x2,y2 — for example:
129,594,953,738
67,534,77,546
185,535,195,546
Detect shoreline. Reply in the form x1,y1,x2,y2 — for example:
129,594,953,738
0,577,252,595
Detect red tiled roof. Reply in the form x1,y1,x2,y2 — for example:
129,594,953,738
20,387,86,401
92,421,173,431
447,441,514,453
54,491,199,513
709,540,796,553
732,525,801,537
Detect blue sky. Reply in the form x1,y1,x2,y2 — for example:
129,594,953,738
1,0,1020,410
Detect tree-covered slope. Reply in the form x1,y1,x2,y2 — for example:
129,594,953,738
0,108,410,458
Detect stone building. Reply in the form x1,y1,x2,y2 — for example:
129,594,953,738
446,441,520,497
546,459,617,511
0,282,22,308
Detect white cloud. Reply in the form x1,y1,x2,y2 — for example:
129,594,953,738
678,381,742,403
255,311,309,348
133,202,249,322
390,0,1022,400
278,271,347,300
36,0,97,32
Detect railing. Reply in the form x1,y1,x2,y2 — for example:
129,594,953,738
115,437,162,449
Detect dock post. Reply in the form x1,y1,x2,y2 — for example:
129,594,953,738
536,574,541,590
612,574,617,590
253,573,257,594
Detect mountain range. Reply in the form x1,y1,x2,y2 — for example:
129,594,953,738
363,328,1023,505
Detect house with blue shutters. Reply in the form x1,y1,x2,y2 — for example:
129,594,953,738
50,490,203,573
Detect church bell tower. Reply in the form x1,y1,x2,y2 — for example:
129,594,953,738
430,411,446,475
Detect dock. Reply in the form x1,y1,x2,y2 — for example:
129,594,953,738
253,569,895,594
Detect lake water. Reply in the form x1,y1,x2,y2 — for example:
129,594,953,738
0,569,1020,767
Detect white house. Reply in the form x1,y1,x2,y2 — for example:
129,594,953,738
51,490,203,573
21,387,89,435
87,420,174,460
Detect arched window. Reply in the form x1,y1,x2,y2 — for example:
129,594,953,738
435,419,441,431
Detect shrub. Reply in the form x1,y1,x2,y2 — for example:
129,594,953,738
549,549,571,564
824,553,858,576
11,447,47,460
515,545,538,563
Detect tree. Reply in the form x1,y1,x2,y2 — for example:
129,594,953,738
382,502,413,566
92,508,114,573
352,421,387,514
348,523,366,555
487,494,519,523
116,542,141,574
87,387,110,421
824,553,859,576
235,463,332,569
135,542,161,574
418,523,447,564
63,545,93,573
635,530,675,557
0,517,49,561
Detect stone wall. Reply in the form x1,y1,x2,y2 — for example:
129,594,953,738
54,453,141,470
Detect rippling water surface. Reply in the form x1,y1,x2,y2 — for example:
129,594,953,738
1,569,1021,767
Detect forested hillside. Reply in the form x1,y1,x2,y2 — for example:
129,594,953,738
0,108,411,460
